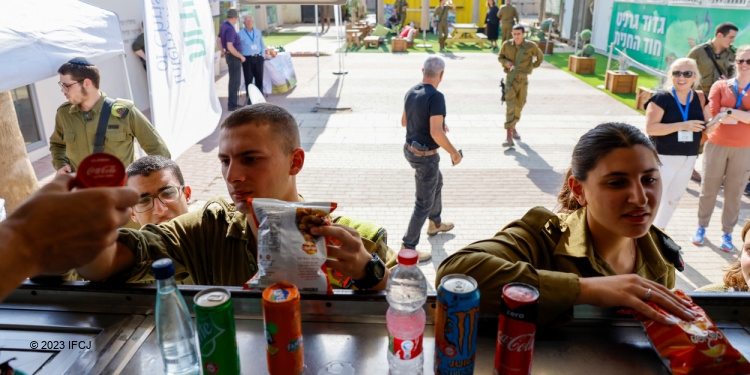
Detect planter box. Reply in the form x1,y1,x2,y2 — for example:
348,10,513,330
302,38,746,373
536,40,554,54
568,55,596,74
605,70,638,94
635,86,655,111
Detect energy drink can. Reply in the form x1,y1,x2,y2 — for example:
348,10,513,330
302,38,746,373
435,274,480,375
494,282,538,375
194,288,240,375
262,282,304,375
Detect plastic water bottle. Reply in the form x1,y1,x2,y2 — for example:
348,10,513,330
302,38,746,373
153,258,201,375
386,249,428,375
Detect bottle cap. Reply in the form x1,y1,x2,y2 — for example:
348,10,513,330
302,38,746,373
75,153,126,188
152,258,175,280
397,249,418,266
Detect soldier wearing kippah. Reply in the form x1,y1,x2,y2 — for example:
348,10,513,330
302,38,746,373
49,57,171,174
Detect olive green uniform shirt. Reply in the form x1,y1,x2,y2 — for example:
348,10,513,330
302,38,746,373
498,40,544,76
436,207,681,326
497,4,519,25
114,198,397,286
435,5,450,26
49,93,171,171
687,41,737,92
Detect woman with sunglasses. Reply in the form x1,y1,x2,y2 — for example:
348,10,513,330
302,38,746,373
692,45,750,252
645,58,715,231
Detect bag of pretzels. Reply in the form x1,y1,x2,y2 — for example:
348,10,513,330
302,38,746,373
245,198,337,294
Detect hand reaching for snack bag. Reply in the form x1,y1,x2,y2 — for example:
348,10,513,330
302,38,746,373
310,224,385,285
575,274,696,325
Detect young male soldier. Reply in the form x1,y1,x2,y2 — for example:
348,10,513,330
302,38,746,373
497,0,519,44
126,155,192,226
50,57,170,174
498,24,543,148
686,22,737,184
75,104,395,291
434,0,454,52
402,56,462,262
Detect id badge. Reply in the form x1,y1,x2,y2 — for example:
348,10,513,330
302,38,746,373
251,44,259,51
723,118,738,125
677,130,693,143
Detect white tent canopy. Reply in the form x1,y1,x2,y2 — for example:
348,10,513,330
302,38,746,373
0,0,124,92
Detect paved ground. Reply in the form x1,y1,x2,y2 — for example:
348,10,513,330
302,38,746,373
32,24,750,291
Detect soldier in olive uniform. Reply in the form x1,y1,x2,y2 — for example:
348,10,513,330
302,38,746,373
497,0,519,44
435,0,454,52
498,25,543,147
687,22,738,93
394,0,409,31
50,58,170,174
686,22,737,184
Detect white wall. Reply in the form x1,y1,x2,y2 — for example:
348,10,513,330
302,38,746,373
282,4,302,24
590,0,614,52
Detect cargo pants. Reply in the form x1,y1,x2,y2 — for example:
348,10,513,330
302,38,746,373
501,22,513,43
438,23,449,48
504,74,528,129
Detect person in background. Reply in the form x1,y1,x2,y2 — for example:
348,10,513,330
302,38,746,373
49,57,170,175
394,0,409,31
695,220,750,292
437,122,695,327
645,58,715,231
218,9,244,111
401,56,462,261
126,155,192,226
434,0,453,52
686,22,738,184
131,22,146,71
691,45,750,252
239,15,266,104
485,0,500,52
0,174,137,301
498,24,543,147
497,0,519,44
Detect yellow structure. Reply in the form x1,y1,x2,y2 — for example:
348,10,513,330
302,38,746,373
384,0,492,30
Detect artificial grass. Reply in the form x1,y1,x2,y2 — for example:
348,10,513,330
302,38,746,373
544,52,661,113
339,32,501,53
263,32,308,47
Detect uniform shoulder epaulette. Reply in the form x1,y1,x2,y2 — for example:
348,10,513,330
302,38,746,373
111,99,135,118
57,102,72,111
729,45,737,53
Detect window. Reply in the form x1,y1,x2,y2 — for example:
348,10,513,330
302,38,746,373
11,86,44,151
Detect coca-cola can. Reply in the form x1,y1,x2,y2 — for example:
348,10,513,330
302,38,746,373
435,274,480,375
74,153,126,188
494,282,539,375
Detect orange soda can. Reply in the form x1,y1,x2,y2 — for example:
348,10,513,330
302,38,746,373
74,153,126,188
262,282,304,375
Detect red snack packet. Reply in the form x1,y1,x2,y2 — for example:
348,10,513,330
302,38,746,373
629,289,750,375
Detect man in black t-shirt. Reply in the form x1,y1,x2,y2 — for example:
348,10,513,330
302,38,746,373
401,56,463,262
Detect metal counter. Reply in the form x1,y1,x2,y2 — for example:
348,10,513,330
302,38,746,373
1,283,750,374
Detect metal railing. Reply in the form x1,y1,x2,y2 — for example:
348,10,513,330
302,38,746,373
606,42,667,88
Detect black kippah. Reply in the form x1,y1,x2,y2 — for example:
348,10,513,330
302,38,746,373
68,57,93,66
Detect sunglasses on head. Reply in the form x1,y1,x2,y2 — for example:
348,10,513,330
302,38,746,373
672,70,694,78
737,59,750,65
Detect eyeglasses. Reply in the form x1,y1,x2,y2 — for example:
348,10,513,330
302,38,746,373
672,71,694,78
58,80,82,91
736,59,750,65
133,186,184,213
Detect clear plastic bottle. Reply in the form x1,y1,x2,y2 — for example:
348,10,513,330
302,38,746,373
386,249,428,375
153,258,201,375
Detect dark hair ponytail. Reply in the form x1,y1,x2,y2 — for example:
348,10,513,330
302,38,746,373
556,122,659,213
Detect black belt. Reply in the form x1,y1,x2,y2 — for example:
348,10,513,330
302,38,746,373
406,143,438,156
245,54,262,58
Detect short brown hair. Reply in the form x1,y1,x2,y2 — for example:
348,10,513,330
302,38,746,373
715,22,738,37
220,103,300,154
58,57,101,88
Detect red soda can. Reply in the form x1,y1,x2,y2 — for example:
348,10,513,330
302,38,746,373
494,282,538,375
262,282,304,375
74,153,126,188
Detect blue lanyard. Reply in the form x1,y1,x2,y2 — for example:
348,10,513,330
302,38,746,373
244,28,255,42
672,87,692,122
732,78,750,110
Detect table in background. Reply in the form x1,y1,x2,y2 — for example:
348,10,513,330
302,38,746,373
446,23,488,48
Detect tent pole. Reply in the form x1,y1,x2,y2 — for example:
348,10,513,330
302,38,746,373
333,5,347,75
315,5,321,106
121,53,135,102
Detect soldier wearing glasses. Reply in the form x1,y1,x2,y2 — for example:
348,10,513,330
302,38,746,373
49,57,170,175
126,156,192,226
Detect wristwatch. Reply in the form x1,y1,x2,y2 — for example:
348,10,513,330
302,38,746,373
352,253,386,290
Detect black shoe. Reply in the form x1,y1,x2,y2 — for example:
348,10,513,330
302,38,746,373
744,182,750,196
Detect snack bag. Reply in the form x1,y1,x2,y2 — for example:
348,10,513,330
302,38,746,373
629,289,750,375
245,198,336,294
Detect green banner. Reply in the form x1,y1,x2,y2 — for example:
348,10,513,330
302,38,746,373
609,2,750,72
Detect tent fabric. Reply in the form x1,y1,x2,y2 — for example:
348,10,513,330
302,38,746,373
0,0,124,92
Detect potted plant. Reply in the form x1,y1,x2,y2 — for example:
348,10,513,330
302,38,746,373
605,52,638,94
535,19,554,54
568,29,596,74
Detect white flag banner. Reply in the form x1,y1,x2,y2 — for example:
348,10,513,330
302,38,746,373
143,0,221,159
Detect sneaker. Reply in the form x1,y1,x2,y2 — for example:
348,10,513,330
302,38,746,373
721,233,734,252
427,220,454,236
401,243,432,262
691,226,706,245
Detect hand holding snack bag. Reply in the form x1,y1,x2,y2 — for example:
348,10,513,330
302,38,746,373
627,289,750,375
245,198,337,294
